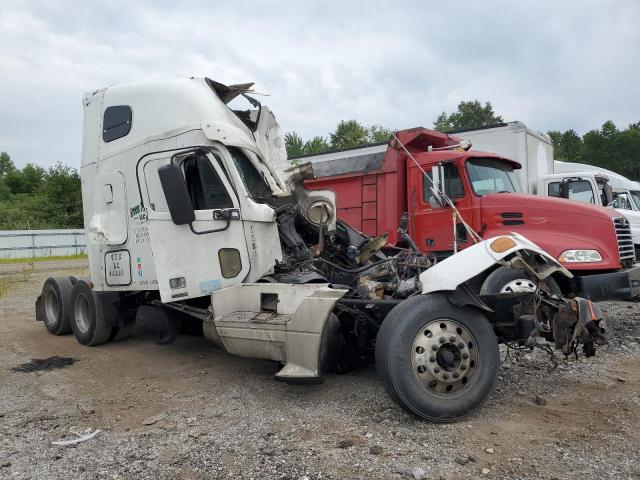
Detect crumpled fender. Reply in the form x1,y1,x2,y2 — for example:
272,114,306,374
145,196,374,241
420,233,573,294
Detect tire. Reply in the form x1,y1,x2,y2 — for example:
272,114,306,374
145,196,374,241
109,305,137,342
319,314,344,374
39,277,74,335
480,267,561,295
69,280,114,346
375,294,499,422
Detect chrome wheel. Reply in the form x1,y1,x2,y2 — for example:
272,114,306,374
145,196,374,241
74,294,91,334
500,278,536,293
412,319,479,394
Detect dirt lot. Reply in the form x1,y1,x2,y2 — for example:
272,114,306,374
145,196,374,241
1,260,639,480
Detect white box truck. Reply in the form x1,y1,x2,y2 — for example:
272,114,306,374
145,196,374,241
34,79,606,422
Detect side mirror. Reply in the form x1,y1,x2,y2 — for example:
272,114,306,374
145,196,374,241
158,164,195,225
559,181,569,199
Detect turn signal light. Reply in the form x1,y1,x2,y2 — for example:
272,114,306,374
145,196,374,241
490,236,517,253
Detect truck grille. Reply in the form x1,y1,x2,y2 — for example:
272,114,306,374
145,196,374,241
614,216,635,263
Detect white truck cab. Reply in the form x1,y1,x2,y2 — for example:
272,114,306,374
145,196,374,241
34,78,605,422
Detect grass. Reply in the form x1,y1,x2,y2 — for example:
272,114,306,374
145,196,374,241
0,263,35,298
0,253,87,265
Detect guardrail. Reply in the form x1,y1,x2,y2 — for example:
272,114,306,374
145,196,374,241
0,229,86,259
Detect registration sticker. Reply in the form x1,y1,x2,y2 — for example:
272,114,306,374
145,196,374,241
199,279,222,294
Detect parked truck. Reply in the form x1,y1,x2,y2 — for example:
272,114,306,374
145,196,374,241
446,122,640,258
550,161,640,255
34,78,607,422
303,127,640,300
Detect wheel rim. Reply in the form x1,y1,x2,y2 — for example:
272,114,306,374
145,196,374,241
44,289,59,326
412,319,479,395
500,278,536,293
74,294,91,334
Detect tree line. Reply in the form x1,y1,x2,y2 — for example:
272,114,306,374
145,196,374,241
1,100,638,230
285,100,640,181
0,152,82,230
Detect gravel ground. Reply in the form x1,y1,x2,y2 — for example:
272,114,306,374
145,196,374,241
0,260,639,479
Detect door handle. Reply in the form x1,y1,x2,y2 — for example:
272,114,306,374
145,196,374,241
213,209,240,221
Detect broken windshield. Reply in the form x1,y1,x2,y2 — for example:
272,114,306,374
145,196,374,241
228,147,273,202
466,158,522,196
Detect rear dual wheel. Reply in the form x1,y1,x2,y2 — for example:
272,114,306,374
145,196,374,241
39,277,74,335
69,280,113,346
375,294,499,422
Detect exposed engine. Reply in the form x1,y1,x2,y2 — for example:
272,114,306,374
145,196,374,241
269,202,435,300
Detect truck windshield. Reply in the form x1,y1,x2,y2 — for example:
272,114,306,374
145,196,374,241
630,191,640,210
466,158,522,196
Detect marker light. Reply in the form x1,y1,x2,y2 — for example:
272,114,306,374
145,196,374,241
490,236,517,253
558,250,603,263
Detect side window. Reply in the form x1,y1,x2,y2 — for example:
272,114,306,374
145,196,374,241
568,180,595,204
183,155,233,210
549,180,595,203
423,164,464,203
228,147,273,201
614,194,631,210
103,106,132,142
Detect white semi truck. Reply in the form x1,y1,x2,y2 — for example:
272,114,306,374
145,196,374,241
35,78,606,422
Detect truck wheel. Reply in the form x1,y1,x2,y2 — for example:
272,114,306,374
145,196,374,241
69,281,113,346
480,267,561,295
40,277,74,335
375,294,499,422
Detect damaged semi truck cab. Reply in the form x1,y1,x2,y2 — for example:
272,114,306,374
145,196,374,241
35,78,606,422
303,128,640,301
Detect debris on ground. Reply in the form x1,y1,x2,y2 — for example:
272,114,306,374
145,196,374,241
52,429,101,446
142,413,168,426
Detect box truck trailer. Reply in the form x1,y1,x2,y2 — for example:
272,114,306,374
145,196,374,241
35,78,606,422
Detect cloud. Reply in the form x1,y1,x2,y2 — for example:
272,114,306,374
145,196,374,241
1,0,638,168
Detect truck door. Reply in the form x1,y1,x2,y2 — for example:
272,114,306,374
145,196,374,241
141,149,250,302
408,162,478,254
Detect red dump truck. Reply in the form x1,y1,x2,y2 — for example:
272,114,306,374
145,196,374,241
302,127,640,300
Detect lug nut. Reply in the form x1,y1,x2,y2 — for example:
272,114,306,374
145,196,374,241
458,342,465,349
460,364,467,370
453,372,460,378
432,345,439,351
449,336,456,343
442,373,449,380
429,356,436,362
439,337,446,344
462,352,469,360
434,367,440,373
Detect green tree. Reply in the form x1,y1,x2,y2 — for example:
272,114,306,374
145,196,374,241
553,129,583,162
284,132,305,158
0,178,10,201
0,152,14,177
367,125,394,143
5,163,45,194
39,163,83,228
303,136,330,155
329,120,370,149
434,100,503,132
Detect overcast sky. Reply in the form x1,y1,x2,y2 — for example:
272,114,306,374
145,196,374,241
1,0,639,169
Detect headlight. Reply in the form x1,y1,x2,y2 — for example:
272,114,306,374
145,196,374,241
558,249,603,263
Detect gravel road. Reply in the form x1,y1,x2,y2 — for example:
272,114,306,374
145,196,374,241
0,260,639,479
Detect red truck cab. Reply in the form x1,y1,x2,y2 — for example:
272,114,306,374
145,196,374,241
304,127,640,300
